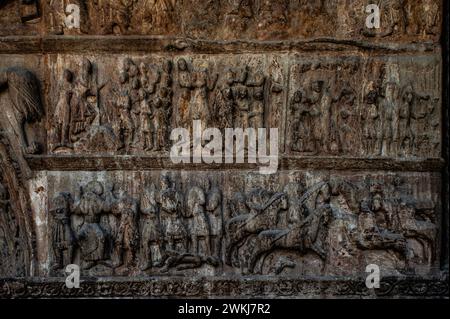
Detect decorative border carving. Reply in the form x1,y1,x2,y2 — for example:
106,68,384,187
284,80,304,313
0,276,448,299
25,156,445,172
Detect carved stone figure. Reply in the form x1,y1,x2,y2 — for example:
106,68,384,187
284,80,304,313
115,72,134,152
52,70,75,151
71,181,110,270
139,183,163,270
381,82,400,155
50,193,76,272
290,90,315,153
397,85,414,156
111,188,138,273
356,183,407,257
206,186,223,261
186,185,210,256
362,84,383,156
157,175,187,254
305,80,335,154
0,67,44,154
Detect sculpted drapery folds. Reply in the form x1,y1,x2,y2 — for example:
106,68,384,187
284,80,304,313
0,0,446,299
45,173,439,277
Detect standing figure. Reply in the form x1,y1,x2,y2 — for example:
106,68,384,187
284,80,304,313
381,82,400,155
397,85,414,156
151,92,168,151
187,186,210,256
362,87,382,156
72,181,109,270
249,88,265,128
158,175,187,254
308,80,333,154
70,59,97,142
213,87,234,128
139,183,163,270
50,193,76,272
111,189,138,273
234,85,250,129
336,86,356,155
139,89,153,151
116,73,134,153
290,90,315,153
206,186,223,261
52,69,75,150
176,58,193,127
189,68,218,125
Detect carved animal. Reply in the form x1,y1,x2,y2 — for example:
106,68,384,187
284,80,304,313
0,67,44,154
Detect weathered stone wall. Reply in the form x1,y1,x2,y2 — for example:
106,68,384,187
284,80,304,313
0,0,448,298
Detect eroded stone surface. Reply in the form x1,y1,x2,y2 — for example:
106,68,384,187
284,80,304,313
0,0,447,299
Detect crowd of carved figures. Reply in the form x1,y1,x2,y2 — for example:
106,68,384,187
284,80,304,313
49,173,438,276
49,57,283,154
49,175,224,275
49,56,440,158
288,60,440,157
41,0,441,40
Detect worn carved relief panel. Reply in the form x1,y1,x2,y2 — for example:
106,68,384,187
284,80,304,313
287,55,442,158
0,0,447,298
36,170,441,278
46,54,286,155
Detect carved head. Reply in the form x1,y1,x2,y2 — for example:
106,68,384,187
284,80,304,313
162,60,173,73
139,88,147,100
292,90,303,103
177,58,188,71
403,85,414,103
51,192,71,217
224,88,233,99
238,86,248,99
188,186,206,211
119,72,129,85
384,82,399,99
131,78,140,90
206,188,221,211
225,68,235,85
254,88,264,101
230,192,248,216
311,80,324,93
84,181,104,196
159,174,171,190
139,62,147,75
280,193,289,210
398,197,416,221
63,69,73,83
123,58,138,77
81,58,93,79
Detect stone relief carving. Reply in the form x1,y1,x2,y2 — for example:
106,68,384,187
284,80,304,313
0,0,446,301
49,174,225,276
287,57,441,158
0,67,44,155
41,0,441,41
48,55,286,154
45,171,438,277
48,54,440,158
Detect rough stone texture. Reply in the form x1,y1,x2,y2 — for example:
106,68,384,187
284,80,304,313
0,0,448,298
